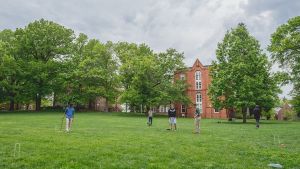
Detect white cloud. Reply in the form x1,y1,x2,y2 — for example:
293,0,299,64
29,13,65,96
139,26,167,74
0,0,299,98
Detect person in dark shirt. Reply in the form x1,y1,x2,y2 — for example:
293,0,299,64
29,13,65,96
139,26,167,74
253,105,261,128
194,108,201,134
168,105,177,131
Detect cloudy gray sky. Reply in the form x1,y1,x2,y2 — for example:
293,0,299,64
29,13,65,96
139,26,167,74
1,0,299,98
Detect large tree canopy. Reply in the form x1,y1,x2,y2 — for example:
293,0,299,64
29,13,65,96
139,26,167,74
268,16,300,115
209,23,280,122
15,19,75,111
114,42,190,112
0,29,25,111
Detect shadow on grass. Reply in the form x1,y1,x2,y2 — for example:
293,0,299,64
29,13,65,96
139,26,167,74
0,110,169,118
214,120,294,125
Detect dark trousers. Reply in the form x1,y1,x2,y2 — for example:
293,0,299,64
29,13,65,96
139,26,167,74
255,118,260,128
148,117,152,125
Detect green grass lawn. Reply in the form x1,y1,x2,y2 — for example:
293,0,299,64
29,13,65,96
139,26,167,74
0,112,299,169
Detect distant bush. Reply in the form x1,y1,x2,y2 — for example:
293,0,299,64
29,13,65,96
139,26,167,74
262,109,276,120
283,109,297,121
42,106,64,112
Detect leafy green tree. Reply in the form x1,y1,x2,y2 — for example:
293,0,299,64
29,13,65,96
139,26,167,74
291,95,300,117
80,39,120,111
268,16,300,115
209,23,280,123
0,29,24,111
113,42,153,112
53,33,89,109
15,19,75,111
60,39,120,111
114,42,189,112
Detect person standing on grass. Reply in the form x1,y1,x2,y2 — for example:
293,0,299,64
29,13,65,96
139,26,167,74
147,109,153,126
65,103,75,132
168,105,177,131
194,108,201,134
253,105,261,128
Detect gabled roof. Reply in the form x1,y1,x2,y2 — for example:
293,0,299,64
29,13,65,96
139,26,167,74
192,58,204,68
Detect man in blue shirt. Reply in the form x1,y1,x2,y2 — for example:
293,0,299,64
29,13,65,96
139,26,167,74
65,104,75,132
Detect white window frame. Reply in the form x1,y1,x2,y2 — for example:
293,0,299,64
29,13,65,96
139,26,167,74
196,81,202,90
195,71,201,80
166,106,170,112
160,106,164,112
196,94,202,103
196,93,202,113
180,74,185,80
181,105,186,113
195,71,201,90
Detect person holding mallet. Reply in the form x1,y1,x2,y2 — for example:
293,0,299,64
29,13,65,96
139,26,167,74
65,103,75,132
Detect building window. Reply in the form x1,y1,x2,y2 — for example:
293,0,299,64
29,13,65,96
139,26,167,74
166,106,170,112
214,108,220,113
180,74,185,80
196,94,202,103
195,71,201,90
196,103,202,113
181,105,186,113
160,106,164,112
195,71,201,80
196,81,202,90
196,94,202,113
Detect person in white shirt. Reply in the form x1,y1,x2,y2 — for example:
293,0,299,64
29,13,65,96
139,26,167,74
147,109,153,126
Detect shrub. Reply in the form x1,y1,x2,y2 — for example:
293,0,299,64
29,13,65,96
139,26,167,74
283,109,297,120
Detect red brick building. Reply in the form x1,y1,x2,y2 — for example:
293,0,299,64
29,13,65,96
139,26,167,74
174,59,227,118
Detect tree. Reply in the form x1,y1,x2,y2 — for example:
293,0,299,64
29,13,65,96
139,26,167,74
59,39,120,111
268,16,300,115
209,23,280,123
114,42,190,112
54,33,89,109
0,29,24,111
15,19,75,111
113,42,154,112
80,39,120,111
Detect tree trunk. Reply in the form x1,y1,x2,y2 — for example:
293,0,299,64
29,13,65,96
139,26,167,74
242,107,247,123
9,97,14,111
76,102,80,111
88,99,93,110
35,94,41,111
16,102,19,110
227,109,232,121
52,92,56,107
140,104,143,114
104,97,108,112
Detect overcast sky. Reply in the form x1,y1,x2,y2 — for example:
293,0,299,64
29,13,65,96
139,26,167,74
1,0,299,98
